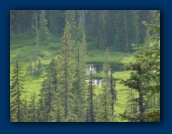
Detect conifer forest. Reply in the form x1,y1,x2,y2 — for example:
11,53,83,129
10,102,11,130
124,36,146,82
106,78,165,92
10,10,160,122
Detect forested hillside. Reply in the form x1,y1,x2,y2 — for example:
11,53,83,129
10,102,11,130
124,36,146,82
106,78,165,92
10,10,160,122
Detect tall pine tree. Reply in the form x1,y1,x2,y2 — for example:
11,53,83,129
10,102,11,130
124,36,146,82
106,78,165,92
98,48,113,122
122,15,160,121
72,19,87,121
86,65,95,122
39,60,56,122
28,89,38,122
10,58,24,122
57,22,75,120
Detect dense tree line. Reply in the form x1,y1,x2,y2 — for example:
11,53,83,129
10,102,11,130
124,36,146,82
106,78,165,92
10,10,159,52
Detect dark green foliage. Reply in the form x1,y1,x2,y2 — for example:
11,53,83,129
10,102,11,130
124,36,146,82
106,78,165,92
10,10,158,52
23,90,29,122
122,61,150,122
65,10,77,44
58,22,75,119
37,85,46,122
86,66,95,122
65,114,78,122
48,59,64,122
138,10,158,43
115,10,139,52
28,89,38,122
37,59,42,71
97,48,116,122
39,10,50,45
72,19,87,121
97,11,107,49
41,73,54,122
39,59,57,122
121,14,160,122
47,10,66,36
52,91,64,122
110,69,117,121
27,59,33,73
10,58,24,122
10,10,34,35
144,109,160,122
122,88,138,122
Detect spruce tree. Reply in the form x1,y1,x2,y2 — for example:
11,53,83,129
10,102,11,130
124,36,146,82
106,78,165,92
65,10,76,47
57,22,75,119
86,65,95,122
122,15,160,121
28,89,38,122
142,14,160,121
73,19,87,121
39,60,57,122
138,10,158,44
110,69,117,121
23,90,29,122
98,48,113,122
10,58,24,122
49,59,64,122
38,81,46,122
52,90,64,122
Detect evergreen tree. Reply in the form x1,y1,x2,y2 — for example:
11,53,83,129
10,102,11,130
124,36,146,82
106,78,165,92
48,59,64,122
72,19,87,121
65,10,76,25
86,65,95,122
39,60,56,122
37,59,42,71
57,22,75,119
52,90,64,122
37,81,46,122
65,10,76,47
138,10,158,44
28,89,38,122
142,14,160,121
23,90,29,122
121,88,138,122
10,58,24,122
122,57,146,122
39,10,50,45
98,48,113,122
38,59,59,122
110,69,117,121
122,15,160,121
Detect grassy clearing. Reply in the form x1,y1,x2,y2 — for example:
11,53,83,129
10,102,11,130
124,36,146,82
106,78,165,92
87,49,133,63
114,71,131,80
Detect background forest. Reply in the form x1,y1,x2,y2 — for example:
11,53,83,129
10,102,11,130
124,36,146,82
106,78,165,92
10,10,160,122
